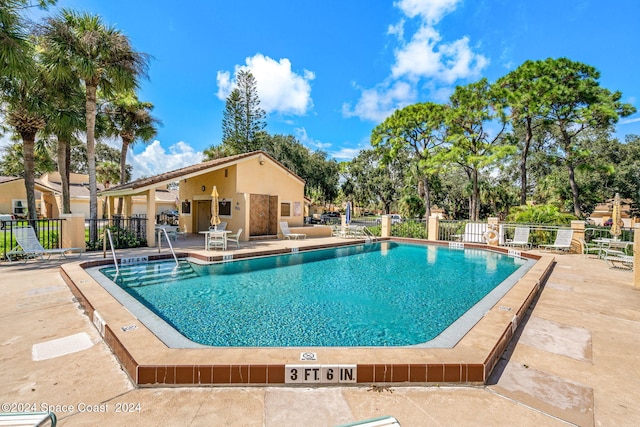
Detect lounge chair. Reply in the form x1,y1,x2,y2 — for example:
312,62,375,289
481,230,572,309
6,226,82,262
279,221,306,239
604,251,634,270
539,229,573,252
337,415,400,427
227,228,243,248
0,411,56,426
505,227,531,249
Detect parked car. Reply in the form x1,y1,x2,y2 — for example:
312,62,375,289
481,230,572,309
320,212,341,223
603,218,613,226
376,214,403,225
0,214,15,230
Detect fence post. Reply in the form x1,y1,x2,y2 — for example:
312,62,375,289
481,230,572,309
634,224,640,288
570,220,585,254
487,217,500,246
428,215,439,241
381,215,391,238
60,213,86,252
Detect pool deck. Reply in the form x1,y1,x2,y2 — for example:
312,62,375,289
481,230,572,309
2,236,640,426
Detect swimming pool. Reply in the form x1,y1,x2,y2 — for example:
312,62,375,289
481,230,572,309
96,241,531,348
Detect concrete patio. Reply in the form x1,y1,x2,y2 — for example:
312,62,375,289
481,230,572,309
1,238,639,426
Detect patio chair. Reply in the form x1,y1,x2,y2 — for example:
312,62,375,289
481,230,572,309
227,228,243,248
578,238,602,258
209,221,227,231
6,226,82,262
279,221,306,239
505,227,531,249
539,229,574,253
207,231,226,250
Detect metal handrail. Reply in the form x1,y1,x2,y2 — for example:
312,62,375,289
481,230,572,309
103,228,119,275
157,227,179,267
361,226,377,242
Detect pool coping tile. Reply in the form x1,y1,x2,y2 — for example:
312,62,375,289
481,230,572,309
59,238,554,387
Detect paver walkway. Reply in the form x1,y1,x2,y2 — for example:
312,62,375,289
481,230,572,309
1,245,639,426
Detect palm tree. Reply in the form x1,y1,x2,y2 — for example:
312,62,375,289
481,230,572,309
0,0,36,79
96,160,120,218
39,74,86,214
40,9,148,241
0,58,49,223
102,91,159,214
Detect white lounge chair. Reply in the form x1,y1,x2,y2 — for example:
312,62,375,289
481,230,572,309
337,415,400,427
227,228,242,248
7,226,82,262
0,411,56,426
505,227,531,249
604,251,633,270
539,229,573,252
279,221,306,239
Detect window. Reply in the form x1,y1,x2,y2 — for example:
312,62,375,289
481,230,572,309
219,199,231,216
181,200,191,214
281,202,291,217
13,199,26,217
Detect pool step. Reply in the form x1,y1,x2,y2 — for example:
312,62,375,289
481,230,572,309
102,262,199,288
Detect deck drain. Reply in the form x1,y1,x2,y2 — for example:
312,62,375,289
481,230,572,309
300,352,317,361
499,306,512,311
121,325,138,332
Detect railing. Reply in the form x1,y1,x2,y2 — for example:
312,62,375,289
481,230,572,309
157,227,179,267
85,217,147,251
390,218,428,239
103,228,120,275
584,226,634,243
1,218,63,260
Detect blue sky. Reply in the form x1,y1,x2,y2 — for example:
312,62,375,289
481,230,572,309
17,0,640,179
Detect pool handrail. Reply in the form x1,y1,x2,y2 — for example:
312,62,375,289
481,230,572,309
103,228,119,275
157,227,179,267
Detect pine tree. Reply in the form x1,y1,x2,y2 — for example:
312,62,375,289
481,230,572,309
221,70,266,153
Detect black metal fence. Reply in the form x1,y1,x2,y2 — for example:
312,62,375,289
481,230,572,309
1,219,63,260
85,217,148,251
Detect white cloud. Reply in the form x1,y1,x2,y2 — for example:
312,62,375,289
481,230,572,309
128,140,203,180
295,127,331,151
345,0,487,122
216,54,315,116
342,80,416,122
331,147,363,161
620,117,640,125
394,0,461,23
391,24,488,84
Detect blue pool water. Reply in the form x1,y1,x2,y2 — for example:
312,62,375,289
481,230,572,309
99,242,528,347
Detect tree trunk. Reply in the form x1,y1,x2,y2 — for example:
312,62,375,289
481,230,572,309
117,139,131,215
471,168,479,221
567,161,581,217
422,176,432,218
86,83,99,243
57,138,71,214
21,132,38,224
520,118,532,205
65,141,71,212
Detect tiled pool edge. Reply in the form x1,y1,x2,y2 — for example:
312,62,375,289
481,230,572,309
59,239,555,387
